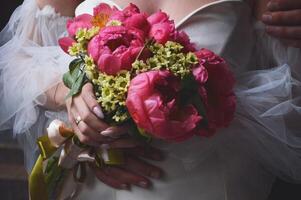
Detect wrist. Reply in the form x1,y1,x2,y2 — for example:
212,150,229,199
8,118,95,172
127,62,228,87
54,82,69,110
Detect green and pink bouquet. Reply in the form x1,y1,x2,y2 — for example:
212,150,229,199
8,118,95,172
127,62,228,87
59,3,236,142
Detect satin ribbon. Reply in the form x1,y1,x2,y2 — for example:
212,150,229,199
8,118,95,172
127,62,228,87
29,120,124,200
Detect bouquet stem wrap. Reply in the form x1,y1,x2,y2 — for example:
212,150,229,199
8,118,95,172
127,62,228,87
29,120,124,200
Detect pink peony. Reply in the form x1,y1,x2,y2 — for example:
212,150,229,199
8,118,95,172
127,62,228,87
93,3,116,16
88,26,145,75
122,3,140,17
108,4,150,34
194,49,236,136
126,70,202,142
124,13,150,33
147,11,169,25
149,22,175,44
147,11,176,44
58,37,76,54
67,14,93,37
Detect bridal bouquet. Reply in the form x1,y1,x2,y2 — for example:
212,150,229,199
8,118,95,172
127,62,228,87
29,3,236,200
59,3,236,141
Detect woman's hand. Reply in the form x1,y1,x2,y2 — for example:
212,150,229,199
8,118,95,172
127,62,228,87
91,146,164,190
55,82,165,190
65,82,134,146
262,0,301,48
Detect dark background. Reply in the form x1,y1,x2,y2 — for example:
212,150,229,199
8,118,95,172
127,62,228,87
0,1,300,199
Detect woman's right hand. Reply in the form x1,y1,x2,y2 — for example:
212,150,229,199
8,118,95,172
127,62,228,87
64,82,165,190
65,82,134,147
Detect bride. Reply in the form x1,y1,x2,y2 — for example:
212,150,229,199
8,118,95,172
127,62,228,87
0,0,301,199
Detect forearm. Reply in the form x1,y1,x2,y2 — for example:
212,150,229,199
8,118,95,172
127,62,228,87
43,82,69,111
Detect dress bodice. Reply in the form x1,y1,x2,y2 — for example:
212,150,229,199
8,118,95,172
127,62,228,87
71,1,301,200
1,1,300,200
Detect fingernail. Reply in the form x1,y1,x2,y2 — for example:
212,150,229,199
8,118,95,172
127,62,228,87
267,1,279,10
93,106,104,119
150,171,161,179
262,14,272,22
100,129,114,137
138,181,149,188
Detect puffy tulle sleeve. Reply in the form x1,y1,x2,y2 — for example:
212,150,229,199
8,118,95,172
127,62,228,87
231,20,301,182
0,0,72,135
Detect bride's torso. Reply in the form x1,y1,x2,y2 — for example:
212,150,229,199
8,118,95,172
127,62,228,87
15,0,301,199
69,1,283,200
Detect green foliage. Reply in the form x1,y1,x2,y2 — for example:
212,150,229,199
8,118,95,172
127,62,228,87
132,41,199,78
63,58,87,99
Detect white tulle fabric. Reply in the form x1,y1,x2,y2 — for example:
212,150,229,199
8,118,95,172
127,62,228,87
74,1,301,200
0,0,300,199
0,0,72,170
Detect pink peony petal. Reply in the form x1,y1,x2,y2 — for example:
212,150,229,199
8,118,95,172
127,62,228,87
93,3,114,16
98,54,121,75
58,37,76,54
67,14,93,37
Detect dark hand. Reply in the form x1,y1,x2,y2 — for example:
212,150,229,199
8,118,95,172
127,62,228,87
262,0,301,48
91,146,164,190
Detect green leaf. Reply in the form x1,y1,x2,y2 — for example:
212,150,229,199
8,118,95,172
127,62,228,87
69,58,82,73
65,70,85,99
62,71,73,89
44,156,66,200
63,58,88,99
63,59,84,89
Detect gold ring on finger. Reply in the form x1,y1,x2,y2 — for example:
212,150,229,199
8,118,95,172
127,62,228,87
75,116,82,125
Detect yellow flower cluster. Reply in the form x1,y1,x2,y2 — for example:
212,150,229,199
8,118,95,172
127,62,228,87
68,42,86,56
76,26,100,42
92,70,131,122
132,41,199,79
68,26,100,56
84,55,97,80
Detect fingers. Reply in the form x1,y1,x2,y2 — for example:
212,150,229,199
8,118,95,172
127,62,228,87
262,10,301,26
100,125,129,138
91,164,130,190
265,25,301,40
262,1,301,48
267,0,301,12
102,166,151,189
73,97,108,132
69,111,111,146
91,163,152,190
122,156,164,179
81,83,104,119
126,146,164,161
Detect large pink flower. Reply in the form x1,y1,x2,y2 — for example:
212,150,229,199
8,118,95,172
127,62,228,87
58,37,76,54
126,70,202,142
67,14,93,37
93,3,117,16
88,26,145,75
108,4,150,34
194,49,236,136
147,11,175,44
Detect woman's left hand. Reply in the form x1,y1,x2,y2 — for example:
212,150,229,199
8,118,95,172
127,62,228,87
262,0,301,48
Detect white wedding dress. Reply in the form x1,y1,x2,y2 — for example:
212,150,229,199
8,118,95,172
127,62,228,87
0,0,301,200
